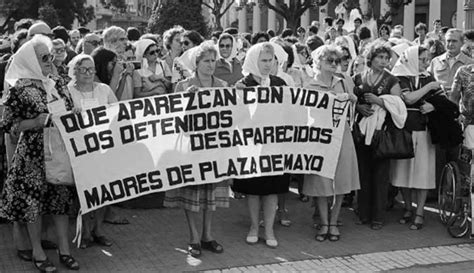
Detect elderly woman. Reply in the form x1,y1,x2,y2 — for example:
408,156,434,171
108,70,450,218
164,42,229,258
133,39,172,97
162,25,185,72
103,26,134,101
67,54,118,247
51,39,70,79
303,45,360,241
214,33,243,86
353,42,402,230
81,34,102,55
232,42,290,248
391,46,439,230
0,35,79,272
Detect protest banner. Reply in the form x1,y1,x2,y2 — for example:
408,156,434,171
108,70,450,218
52,87,350,215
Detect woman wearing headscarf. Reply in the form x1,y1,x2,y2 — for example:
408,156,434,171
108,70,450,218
67,54,117,248
0,35,79,272
133,39,172,97
232,42,290,248
391,45,439,230
171,31,204,85
214,33,243,86
164,42,229,258
303,45,360,242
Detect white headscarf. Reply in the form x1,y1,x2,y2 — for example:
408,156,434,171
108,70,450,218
291,44,304,69
392,45,428,87
242,42,274,86
269,42,288,69
216,35,238,62
5,37,56,95
391,42,411,57
67,54,95,83
134,39,157,77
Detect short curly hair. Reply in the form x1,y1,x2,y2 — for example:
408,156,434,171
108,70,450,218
364,42,392,68
162,25,185,50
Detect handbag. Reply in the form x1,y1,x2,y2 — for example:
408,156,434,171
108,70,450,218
371,117,414,159
44,125,74,186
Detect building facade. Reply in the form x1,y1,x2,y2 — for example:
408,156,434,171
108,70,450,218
213,0,464,40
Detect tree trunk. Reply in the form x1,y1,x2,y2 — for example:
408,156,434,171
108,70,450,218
286,16,299,32
215,13,223,30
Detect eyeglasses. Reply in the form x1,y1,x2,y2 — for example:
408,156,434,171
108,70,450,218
40,53,54,63
147,49,160,55
219,44,232,49
86,40,101,47
76,67,96,75
341,55,351,61
118,37,128,42
324,57,341,65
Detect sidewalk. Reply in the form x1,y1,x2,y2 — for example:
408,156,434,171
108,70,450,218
0,191,472,272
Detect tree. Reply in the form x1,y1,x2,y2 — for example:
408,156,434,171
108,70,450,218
261,0,328,32
148,0,210,37
38,4,60,28
0,0,95,33
202,0,235,30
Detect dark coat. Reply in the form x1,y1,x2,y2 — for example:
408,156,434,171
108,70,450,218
425,94,463,148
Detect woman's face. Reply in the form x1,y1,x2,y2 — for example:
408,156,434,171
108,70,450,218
319,53,340,73
75,59,96,84
340,50,352,72
116,33,128,53
171,33,182,53
145,45,159,63
35,44,54,76
107,57,117,76
181,36,194,52
257,50,274,76
52,44,67,64
270,57,279,75
371,52,390,71
196,52,217,77
298,49,308,65
219,38,233,59
418,50,430,72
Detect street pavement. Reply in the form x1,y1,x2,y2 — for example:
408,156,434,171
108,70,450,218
1,189,474,272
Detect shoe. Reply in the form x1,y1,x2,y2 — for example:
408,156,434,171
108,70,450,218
79,238,94,249
355,218,369,225
200,240,223,253
246,235,258,244
41,240,57,250
277,209,292,227
17,249,32,261
58,252,80,270
410,214,424,230
370,221,383,230
187,243,201,258
315,225,329,242
33,258,57,273
265,239,278,248
328,225,340,242
399,209,413,224
92,235,113,247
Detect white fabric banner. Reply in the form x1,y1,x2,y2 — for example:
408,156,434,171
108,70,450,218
52,87,349,214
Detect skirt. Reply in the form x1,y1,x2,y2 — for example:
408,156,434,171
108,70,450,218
303,123,360,197
391,130,436,189
164,181,230,212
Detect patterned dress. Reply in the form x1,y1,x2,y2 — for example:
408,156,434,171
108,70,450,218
0,77,75,223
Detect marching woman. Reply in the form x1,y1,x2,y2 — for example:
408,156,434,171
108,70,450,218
353,42,402,230
232,42,290,248
0,35,78,272
164,42,229,258
133,39,172,97
68,54,117,248
302,45,360,241
391,45,439,230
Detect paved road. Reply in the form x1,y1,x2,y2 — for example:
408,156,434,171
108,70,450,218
1,190,473,272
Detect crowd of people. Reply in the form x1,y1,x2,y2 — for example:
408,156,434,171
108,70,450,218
0,14,472,272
